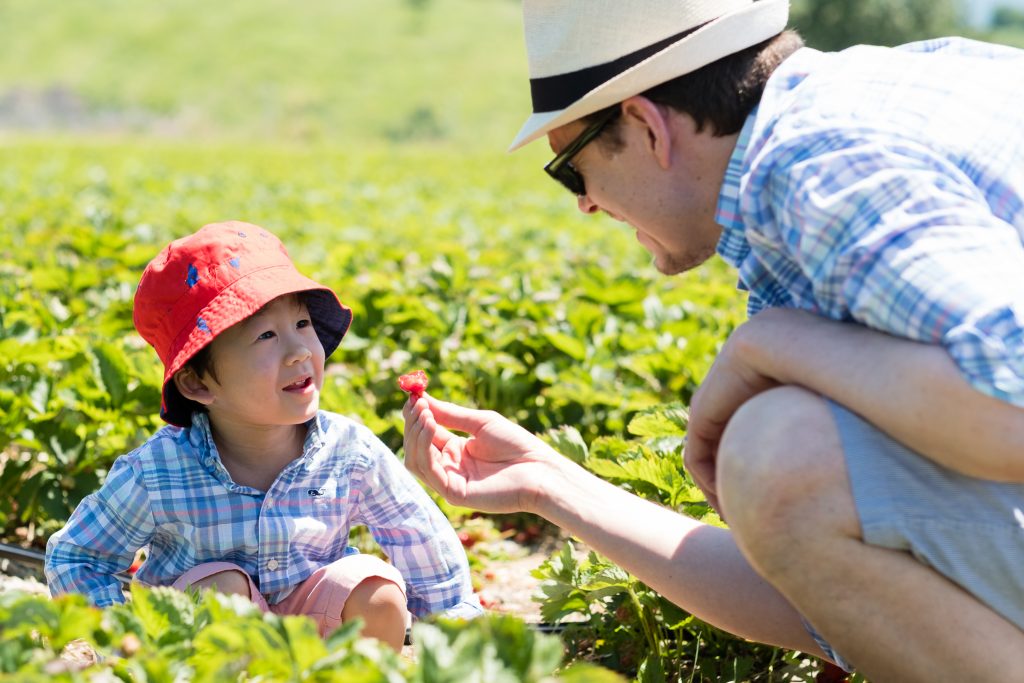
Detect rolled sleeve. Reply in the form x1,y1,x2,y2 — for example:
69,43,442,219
350,436,478,617
45,455,156,606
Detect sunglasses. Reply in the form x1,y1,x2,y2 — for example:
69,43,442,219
544,106,621,196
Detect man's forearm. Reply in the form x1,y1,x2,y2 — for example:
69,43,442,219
736,309,1024,481
530,456,821,654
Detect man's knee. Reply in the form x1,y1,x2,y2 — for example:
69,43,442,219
717,387,856,558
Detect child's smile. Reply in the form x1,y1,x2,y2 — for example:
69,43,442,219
283,375,315,394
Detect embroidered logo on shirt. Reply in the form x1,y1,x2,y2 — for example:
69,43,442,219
307,487,326,497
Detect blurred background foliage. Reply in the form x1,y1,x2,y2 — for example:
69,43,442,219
790,0,964,50
0,0,1021,150
2,2,1023,679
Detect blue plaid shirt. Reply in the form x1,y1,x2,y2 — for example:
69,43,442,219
46,411,481,618
717,37,1024,407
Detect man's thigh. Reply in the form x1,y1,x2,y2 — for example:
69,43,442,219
721,388,1024,633
831,400,1024,633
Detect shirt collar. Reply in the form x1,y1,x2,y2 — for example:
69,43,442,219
303,412,326,458
714,107,758,268
185,411,325,490
187,412,235,486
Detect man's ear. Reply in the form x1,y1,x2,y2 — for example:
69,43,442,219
173,366,215,406
620,96,673,170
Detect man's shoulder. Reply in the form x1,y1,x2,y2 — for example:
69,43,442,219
894,36,1024,60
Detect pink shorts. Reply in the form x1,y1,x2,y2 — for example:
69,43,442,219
171,554,407,637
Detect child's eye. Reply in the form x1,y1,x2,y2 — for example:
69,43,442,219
296,319,312,329
257,330,276,341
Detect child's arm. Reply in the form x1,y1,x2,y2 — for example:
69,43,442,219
352,435,481,619
45,455,155,607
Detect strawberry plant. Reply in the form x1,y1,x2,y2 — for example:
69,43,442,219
0,139,760,680
534,405,863,682
0,585,625,682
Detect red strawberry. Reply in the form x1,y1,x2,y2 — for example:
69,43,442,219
816,663,849,683
457,530,476,548
398,369,429,398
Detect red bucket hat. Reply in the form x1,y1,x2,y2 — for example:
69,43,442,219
133,221,352,427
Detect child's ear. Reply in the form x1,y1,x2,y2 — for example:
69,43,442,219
173,367,215,406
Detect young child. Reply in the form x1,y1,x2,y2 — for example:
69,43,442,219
45,221,481,649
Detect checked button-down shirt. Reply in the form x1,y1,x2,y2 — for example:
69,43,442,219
46,410,481,618
717,37,1024,406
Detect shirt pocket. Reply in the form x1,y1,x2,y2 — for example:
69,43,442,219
282,484,353,555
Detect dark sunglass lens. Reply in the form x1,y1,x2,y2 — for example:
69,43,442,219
557,164,585,195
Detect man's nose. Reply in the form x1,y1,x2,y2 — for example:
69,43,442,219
577,193,600,214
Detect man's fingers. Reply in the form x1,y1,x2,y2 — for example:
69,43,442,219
404,395,461,452
403,398,468,500
423,395,491,435
684,435,717,497
404,398,438,478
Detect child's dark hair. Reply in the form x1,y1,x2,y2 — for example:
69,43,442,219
185,344,218,384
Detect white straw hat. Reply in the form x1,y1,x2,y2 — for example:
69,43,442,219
509,0,790,151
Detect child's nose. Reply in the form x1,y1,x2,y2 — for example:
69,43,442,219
285,336,313,363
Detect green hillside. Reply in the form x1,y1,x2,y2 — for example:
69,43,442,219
0,0,532,149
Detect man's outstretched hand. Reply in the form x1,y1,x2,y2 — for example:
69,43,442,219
402,394,557,514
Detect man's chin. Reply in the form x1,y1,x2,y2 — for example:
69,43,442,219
653,254,698,276
653,244,717,275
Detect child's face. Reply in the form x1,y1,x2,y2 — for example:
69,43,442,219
199,294,326,427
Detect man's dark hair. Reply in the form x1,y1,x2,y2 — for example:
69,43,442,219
586,30,805,147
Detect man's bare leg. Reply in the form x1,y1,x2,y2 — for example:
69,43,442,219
717,386,1024,682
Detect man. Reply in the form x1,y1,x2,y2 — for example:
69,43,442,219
403,1,1024,679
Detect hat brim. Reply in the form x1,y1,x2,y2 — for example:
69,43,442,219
508,0,790,151
159,266,352,427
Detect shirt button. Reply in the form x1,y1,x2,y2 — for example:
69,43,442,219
267,559,279,571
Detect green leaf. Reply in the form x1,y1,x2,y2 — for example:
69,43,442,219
626,403,688,438
637,652,667,683
90,341,131,408
129,584,195,647
541,329,587,362
542,426,588,464
277,614,330,674
556,663,628,682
